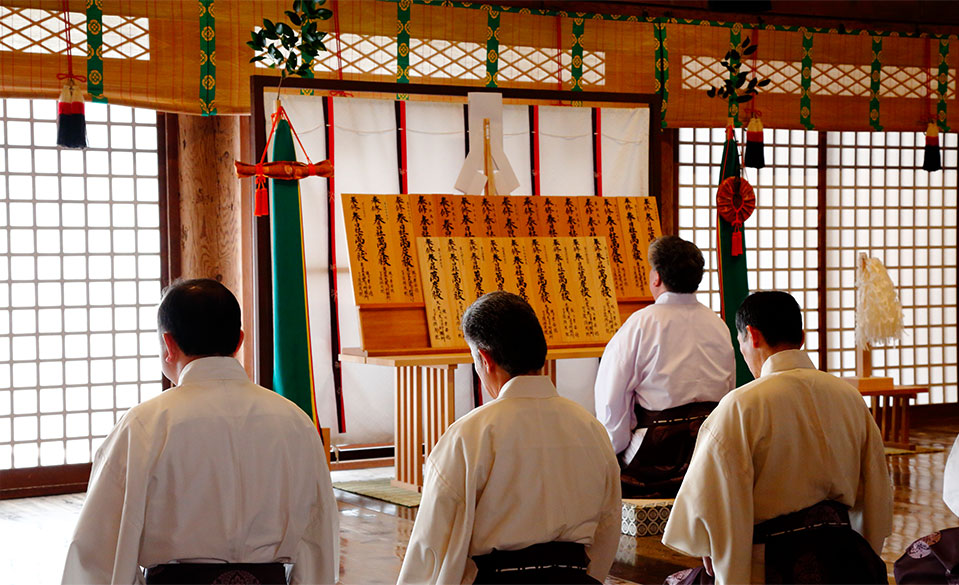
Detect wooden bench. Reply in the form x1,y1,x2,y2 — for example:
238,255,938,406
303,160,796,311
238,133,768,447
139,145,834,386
858,385,929,450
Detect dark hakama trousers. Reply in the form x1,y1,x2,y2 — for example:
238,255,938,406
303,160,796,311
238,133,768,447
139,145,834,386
620,401,718,499
665,500,887,585
143,562,287,584
472,541,601,585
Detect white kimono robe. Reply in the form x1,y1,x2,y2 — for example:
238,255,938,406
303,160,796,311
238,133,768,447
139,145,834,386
943,434,959,516
594,292,735,462
397,375,622,585
61,357,339,585
662,350,893,585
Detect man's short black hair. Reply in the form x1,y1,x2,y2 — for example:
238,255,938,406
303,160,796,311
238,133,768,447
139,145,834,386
462,291,547,377
648,235,704,294
157,278,242,357
735,291,804,348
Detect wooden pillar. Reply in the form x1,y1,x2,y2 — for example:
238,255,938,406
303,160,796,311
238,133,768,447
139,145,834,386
175,115,251,371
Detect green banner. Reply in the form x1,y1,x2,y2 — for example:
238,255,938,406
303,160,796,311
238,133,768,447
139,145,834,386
485,5,500,88
271,119,319,427
800,29,813,130
869,36,883,131
717,127,753,387
85,0,106,103
653,23,668,129
571,16,585,92
938,40,951,133
397,0,411,84
199,0,216,115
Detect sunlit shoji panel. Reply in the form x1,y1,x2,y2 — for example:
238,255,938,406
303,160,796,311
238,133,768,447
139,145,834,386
825,131,959,405
0,98,162,470
677,127,820,366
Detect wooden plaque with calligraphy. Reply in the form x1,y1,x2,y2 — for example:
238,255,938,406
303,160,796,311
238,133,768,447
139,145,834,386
340,194,660,355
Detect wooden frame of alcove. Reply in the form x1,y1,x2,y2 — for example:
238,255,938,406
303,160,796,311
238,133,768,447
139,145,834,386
248,76,663,409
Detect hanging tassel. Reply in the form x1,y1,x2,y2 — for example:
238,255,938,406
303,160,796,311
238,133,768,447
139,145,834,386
922,122,942,172
744,115,765,169
57,80,87,149
254,171,269,217
731,224,744,256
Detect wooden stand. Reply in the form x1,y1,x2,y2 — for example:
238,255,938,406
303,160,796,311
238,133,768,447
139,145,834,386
859,385,928,450
341,346,605,492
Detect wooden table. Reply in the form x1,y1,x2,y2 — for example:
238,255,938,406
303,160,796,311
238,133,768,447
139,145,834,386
859,385,929,450
340,346,605,492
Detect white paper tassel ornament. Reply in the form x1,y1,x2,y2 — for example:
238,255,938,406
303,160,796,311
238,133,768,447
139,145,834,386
855,254,904,349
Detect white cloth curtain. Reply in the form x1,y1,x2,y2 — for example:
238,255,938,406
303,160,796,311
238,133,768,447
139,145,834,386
406,102,465,194
503,105,533,196
600,107,650,197
538,106,595,196
275,94,650,444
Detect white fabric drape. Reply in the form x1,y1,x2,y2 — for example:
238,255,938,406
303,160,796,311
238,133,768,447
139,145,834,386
538,106,595,196
503,105,533,196
406,102,466,194
601,107,649,196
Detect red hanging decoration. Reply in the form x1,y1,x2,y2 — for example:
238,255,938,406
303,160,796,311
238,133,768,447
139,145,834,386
716,176,756,257
235,103,334,217
56,0,87,149
744,114,765,169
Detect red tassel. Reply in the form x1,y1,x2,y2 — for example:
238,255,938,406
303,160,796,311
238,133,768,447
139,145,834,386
254,173,269,216
57,81,87,149
923,122,942,172
732,225,743,256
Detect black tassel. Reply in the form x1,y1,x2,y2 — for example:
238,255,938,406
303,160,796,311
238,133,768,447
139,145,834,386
744,116,765,169
922,122,942,172
57,81,87,149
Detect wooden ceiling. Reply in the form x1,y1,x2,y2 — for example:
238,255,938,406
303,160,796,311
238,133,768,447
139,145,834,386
493,1,959,35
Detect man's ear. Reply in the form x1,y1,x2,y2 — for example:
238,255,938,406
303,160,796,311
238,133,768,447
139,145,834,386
234,330,245,356
745,325,764,349
161,332,180,364
477,348,495,374
650,268,662,288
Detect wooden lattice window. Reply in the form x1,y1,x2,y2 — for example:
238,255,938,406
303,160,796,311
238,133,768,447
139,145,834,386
254,32,605,85
0,98,162,470
682,55,954,99
0,7,150,61
824,130,959,404
677,127,821,366
678,126,958,403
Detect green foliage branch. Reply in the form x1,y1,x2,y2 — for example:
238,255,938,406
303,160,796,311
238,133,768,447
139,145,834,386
705,36,771,104
247,0,333,81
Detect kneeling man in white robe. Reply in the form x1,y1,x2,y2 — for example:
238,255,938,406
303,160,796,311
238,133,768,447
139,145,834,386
398,291,622,585
663,290,892,585
61,279,338,585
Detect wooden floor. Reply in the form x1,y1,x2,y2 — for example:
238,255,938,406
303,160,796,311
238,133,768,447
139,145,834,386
2,422,958,585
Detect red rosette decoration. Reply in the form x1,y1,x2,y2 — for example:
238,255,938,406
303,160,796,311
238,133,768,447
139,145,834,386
716,176,756,256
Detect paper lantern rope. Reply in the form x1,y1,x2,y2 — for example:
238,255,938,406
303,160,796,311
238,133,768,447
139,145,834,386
716,176,756,256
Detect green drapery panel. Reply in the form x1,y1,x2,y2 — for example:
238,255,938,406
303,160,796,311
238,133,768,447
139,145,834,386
85,0,106,103
199,0,216,115
271,119,320,428
869,36,883,131
717,126,752,387
800,29,813,129
939,40,951,133
485,5,500,88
